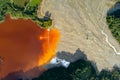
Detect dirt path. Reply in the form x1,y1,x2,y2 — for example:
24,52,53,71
101,30,120,55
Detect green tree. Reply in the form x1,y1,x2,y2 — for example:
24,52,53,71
33,59,96,80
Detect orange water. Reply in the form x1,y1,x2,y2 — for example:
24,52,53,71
0,15,60,78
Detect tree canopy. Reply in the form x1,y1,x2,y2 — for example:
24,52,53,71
32,59,120,80
0,0,52,28
106,2,120,43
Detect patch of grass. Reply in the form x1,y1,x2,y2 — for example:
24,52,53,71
28,0,42,7
106,8,120,43
12,0,30,8
0,0,9,21
0,0,52,28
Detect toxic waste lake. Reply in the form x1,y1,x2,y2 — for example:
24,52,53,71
0,15,60,78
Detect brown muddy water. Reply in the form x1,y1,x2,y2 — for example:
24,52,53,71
0,15,60,78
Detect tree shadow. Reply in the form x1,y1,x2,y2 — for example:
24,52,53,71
97,65,120,80
45,48,98,74
107,2,120,18
37,11,51,21
37,49,98,80
57,48,87,62
3,48,120,80
1,70,26,80
1,67,45,80
2,48,98,80
44,11,51,20
44,48,87,69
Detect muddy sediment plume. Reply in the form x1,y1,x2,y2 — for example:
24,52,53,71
0,15,60,78
38,29,60,66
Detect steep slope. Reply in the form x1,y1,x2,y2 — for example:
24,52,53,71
40,0,120,70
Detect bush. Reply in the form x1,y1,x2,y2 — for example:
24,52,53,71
33,59,97,80
106,8,120,43
0,0,52,28
32,59,120,80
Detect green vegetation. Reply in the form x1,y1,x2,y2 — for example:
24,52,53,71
28,0,42,7
12,0,30,8
41,19,52,28
106,15,120,43
0,0,52,28
33,59,96,80
106,3,120,43
0,0,9,21
32,59,120,80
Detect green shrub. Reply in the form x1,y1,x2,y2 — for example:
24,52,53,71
33,59,96,80
0,0,52,28
106,9,120,43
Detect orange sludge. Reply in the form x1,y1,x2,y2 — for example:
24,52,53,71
0,15,60,78
38,29,60,66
